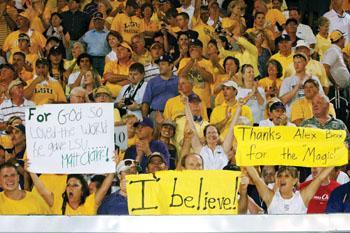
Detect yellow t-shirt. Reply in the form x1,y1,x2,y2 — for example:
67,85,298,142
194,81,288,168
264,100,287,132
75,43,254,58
27,11,45,34
3,30,46,54
140,19,159,32
193,22,214,55
53,193,97,215
246,27,275,49
103,60,134,98
315,34,331,61
178,58,214,108
258,77,283,100
43,5,69,25
32,174,67,215
284,59,329,88
25,77,67,105
270,52,294,79
219,37,259,76
110,13,144,44
210,101,253,139
221,17,235,29
174,115,209,152
163,95,208,121
0,191,51,215
290,98,336,123
132,50,152,66
266,9,286,27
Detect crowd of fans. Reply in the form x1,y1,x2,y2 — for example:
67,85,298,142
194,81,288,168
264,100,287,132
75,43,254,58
0,0,350,215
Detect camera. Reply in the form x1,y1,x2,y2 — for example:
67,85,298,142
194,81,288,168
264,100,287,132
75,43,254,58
124,98,133,106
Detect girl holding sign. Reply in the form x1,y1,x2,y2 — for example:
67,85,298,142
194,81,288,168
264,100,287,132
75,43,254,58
244,166,334,214
26,162,115,215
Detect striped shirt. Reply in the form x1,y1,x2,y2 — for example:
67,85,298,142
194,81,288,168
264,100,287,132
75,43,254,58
0,98,35,123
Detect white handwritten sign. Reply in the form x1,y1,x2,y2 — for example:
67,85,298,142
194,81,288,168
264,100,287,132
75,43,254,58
25,103,115,174
114,125,128,150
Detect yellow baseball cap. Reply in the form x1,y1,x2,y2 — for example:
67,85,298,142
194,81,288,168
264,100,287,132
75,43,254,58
93,86,112,98
330,30,345,42
118,42,133,52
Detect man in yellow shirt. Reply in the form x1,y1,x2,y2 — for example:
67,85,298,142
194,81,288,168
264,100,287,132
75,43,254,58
178,39,214,112
93,86,121,125
163,75,208,121
131,34,152,66
0,162,50,215
3,12,46,57
103,42,134,98
174,93,209,153
110,0,144,44
210,80,253,139
291,79,336,126
12,52,33,81
270,34,293,78
9,33,39,68
23,58,67,105
191,0,213,55
246,11,275,51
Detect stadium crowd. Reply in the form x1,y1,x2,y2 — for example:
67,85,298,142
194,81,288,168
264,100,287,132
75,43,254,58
0,0,350,215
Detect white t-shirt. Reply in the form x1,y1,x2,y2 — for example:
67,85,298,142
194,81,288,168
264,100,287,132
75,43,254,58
237,87,266,124
268,190,307,214
282,23,316,45
115,80,148,120
324,9,350,43
322,44,350,88
200,145,228,170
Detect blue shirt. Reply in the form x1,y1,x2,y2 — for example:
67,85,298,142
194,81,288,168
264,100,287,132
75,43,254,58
326,181,350,213
142,75,178,111
97,191,129,215
80,29,110,56
124,140,170,172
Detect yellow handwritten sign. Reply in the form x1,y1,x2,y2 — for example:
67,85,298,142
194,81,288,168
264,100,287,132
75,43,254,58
235,126,348,167
126,170,241,215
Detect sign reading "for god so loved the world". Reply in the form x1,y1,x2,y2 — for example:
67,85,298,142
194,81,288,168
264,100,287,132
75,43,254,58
25,103,115,174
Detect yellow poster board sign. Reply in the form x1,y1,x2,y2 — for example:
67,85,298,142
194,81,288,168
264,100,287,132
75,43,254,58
235,126,348,167
126,170,241,215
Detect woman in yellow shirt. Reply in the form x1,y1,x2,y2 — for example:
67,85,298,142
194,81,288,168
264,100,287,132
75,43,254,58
314,17,331,61
221,0,246,36
29,171,114,215
140,3,159,40
258,59,283,101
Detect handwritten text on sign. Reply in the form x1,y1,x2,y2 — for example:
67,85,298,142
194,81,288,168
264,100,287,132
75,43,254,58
25,103,115,174
235,126,348,167
126,170,241,215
